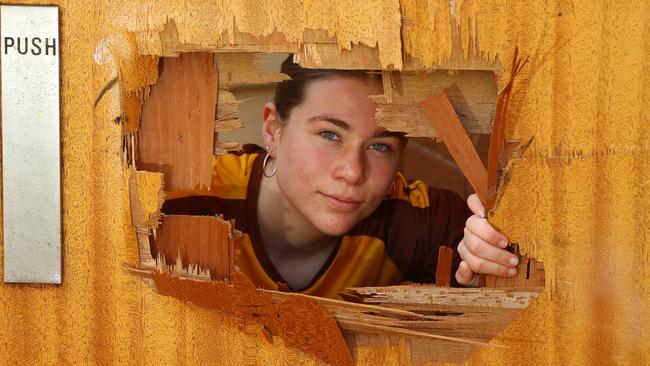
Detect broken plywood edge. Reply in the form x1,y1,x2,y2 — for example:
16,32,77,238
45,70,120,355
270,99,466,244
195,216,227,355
214,140,243,156
129,266,503,364
449,15,502,71
127,168,165,267
152,214,241,281
346,285,542,310
129,7,498,73
372,70,497,137
381,70,394,103
486,48,528,211
128,240,542,365
214,52,290,89
147,271,354,366
483,244,545,288
122,132,137,169
268,286,522,364
152,252,213,281
215,89,244,132
340,284,542,363
137,52,217,192
120,91,144,135
336,318,491,347
400,33,499,71
214,119,245,133
296,42,383,70
312,45,499,72
128,169,165,228
108,32,159,95
398,0,501,72
153,19,301,57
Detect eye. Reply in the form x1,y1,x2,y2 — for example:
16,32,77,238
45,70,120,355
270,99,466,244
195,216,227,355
319,130,340,141
368,143,392,153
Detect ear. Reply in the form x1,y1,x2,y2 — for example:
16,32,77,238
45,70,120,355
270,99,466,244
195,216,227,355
261,102,282,157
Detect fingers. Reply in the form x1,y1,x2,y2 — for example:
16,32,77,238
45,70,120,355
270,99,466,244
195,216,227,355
459,197,519,286
462,228,518,266
466,193,485,217
465,215,509,248
458,238,518,277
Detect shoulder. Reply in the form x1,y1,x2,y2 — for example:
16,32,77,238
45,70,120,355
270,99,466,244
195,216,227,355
165,144,264,200
210,144,264,200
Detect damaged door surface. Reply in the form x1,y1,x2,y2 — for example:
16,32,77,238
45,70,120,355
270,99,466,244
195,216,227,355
1,5,61,283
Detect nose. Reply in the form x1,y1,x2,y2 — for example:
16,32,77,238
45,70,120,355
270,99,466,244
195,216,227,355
334,147,366,184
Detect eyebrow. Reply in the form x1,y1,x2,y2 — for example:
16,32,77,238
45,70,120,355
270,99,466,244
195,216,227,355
375,130,406,139
308,115,350,131
308,114,405,139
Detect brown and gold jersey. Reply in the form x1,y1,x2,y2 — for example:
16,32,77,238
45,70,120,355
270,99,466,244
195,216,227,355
163,145,471,299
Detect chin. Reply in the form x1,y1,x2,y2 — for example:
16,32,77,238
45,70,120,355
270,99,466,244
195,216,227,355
313,215,358,236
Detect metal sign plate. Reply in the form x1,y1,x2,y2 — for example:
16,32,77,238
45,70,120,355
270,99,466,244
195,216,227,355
1,5,61,283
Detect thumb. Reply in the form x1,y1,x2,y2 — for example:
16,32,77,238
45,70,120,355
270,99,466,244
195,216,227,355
455,261,478,286
467,193,485,218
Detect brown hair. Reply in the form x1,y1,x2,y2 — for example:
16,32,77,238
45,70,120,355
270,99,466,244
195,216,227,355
273,55,382,121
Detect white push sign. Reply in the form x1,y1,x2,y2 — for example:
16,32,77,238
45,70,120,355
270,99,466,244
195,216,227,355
1,5,61,283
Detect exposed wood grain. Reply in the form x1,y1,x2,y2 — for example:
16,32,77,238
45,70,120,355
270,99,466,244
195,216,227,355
373,70,497,137
484,244,545,288
214,90,244,132
347,285,541,309
121,92,143,134
486,48,528,212
152,272,354,366
214,52,290,89
435,246,453,287
421,91,488,202
128,169,165,229
153,215,238,281
127,169,165,267
141,269,535,364
334,284,541,363
137,52,217,191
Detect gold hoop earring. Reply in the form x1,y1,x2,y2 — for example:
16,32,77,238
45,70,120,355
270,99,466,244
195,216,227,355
263,146,276,178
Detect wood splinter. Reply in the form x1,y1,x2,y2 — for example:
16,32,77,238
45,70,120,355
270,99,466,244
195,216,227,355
435,245,453,287
420,91,488,203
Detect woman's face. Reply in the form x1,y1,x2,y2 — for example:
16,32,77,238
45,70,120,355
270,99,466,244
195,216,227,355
263,76,404,236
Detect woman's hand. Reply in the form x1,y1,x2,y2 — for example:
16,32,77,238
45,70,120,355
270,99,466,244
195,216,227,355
455,194,519,286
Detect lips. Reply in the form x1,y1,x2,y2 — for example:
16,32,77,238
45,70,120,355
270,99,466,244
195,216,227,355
321,193,362,212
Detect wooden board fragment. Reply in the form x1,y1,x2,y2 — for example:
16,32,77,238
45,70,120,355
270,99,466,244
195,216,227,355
213,52,289,89
137,52,217,191
127,169,165,267
421,91,488,202
121,91,143,134
153,215,238,281
215,90,244,132
338,284,541,364
151,272,354,366
373,70,497,137
128,169,165,229
297,42,383,70
485,48,528,212
483,244,545,288
435,246,453,287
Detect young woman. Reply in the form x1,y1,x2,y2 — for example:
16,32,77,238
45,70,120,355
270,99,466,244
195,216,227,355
163,58,518,298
